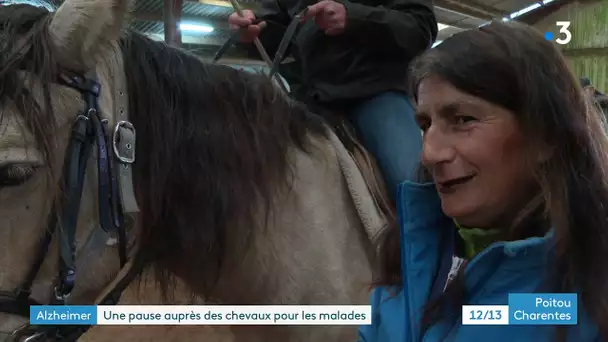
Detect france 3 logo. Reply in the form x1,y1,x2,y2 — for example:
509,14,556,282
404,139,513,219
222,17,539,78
544,21,572,45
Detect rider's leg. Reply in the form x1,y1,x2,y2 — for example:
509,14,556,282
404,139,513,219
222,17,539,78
348,91,422,201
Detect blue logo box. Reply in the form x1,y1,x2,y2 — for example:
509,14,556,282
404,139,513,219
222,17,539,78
30,305,97,325
508,293,577,325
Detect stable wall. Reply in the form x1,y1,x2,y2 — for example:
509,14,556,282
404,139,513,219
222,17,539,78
534,0,608,93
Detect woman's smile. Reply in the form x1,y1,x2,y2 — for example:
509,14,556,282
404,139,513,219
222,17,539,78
436,174,476,194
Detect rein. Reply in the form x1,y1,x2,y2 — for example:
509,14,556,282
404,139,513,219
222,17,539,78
212,6,309,93
0,70,141,342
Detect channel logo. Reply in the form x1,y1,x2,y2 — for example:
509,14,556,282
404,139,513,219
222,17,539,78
544,21,572,45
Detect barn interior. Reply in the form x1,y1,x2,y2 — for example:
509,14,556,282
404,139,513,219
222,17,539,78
6,0,607,92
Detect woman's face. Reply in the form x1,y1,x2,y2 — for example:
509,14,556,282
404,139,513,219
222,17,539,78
415,76,537,229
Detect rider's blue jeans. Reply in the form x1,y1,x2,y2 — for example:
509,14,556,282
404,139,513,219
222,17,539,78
348,92,422,201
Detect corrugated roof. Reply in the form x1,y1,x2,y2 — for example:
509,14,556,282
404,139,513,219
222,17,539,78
5,0,574,60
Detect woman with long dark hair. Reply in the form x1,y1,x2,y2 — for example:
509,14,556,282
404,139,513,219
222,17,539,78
358,21,607,341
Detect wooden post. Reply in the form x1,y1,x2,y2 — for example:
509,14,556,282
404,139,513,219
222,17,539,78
163,0,183,47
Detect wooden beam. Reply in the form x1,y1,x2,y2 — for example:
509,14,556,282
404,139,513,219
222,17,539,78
173,0,183,46
516,0,573,25
562,47,608,58
445,19,479,30
444,0,506,18
433,0,505,21
163,0,183,46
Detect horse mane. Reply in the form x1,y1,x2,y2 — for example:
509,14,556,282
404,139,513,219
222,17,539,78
0,4,328,299
119,33,327,298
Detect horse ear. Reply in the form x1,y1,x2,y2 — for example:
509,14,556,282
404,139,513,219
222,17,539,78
49,0,132,71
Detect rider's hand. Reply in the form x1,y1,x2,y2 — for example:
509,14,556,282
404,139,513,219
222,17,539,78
228,10,266,43
302,0,347,36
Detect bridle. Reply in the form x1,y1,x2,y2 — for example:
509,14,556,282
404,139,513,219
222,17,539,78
0,68,142,341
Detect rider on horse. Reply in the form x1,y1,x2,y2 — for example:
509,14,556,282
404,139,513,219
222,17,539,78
228,0,438,201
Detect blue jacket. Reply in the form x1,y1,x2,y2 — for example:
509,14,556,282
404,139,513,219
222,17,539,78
358,181,600,342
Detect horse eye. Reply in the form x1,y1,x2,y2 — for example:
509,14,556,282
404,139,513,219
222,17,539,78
0,164,37,187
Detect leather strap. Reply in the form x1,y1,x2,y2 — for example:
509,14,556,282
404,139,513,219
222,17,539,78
112,70,139,216
267,8,307,81
211,8,307,94
212,31,242,64
0,70,137,342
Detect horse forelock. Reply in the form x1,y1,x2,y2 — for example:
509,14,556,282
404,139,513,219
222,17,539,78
0,5,59,188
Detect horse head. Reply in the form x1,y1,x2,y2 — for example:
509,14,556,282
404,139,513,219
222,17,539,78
0,0,138,338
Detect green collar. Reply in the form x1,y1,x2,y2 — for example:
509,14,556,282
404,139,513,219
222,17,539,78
455,221,502,260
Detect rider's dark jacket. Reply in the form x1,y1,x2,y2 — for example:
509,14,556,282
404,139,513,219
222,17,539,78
239,0,438,106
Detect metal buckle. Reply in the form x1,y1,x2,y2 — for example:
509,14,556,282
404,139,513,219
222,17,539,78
22,332,45,342
53,268,75,302
53,285,71,302
112,121,136,164
10,324,44,342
